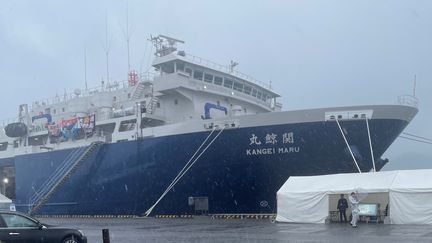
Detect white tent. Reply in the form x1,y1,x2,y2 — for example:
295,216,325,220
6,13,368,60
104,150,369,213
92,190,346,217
276,169,432,224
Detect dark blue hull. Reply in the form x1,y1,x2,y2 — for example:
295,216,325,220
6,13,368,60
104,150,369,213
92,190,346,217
1,118,407,215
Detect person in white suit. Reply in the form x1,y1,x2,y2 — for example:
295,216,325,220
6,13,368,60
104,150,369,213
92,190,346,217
349,192,359,227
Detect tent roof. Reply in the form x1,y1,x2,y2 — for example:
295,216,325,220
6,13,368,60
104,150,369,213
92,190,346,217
391,169,432,192
278,169,432,195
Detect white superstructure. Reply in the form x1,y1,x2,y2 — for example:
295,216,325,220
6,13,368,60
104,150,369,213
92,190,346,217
0,35,282,158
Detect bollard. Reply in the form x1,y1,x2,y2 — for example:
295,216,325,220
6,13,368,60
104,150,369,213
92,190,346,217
102,229,110,243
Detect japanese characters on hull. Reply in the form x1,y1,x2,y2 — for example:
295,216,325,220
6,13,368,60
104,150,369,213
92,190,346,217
247,132,300,156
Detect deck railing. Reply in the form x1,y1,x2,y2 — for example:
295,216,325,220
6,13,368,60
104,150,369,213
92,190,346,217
397,95,419,108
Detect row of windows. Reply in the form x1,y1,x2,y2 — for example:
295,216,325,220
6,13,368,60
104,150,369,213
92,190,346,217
185,68,270,102
43,107,66,115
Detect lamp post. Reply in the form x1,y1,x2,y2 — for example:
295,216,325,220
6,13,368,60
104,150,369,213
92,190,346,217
2,178,8,196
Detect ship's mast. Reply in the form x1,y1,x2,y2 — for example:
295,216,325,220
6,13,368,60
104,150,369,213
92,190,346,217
84,47,88,90
103,12,111,83
229,60,239,73
121,2,133,73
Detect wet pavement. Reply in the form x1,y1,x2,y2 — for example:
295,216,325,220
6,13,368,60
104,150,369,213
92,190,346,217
40,217,432,243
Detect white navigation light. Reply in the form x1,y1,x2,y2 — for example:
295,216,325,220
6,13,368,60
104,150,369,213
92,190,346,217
3,178,8,184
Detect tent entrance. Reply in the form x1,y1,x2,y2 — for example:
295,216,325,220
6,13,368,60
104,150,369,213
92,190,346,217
328,192,389,224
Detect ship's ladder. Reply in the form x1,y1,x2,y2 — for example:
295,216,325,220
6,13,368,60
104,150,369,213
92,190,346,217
144,126,226,216
132,81,146,100
28,141,104,215
146,97,159,114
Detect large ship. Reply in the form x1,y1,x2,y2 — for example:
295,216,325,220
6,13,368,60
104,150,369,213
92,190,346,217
0,35,418,216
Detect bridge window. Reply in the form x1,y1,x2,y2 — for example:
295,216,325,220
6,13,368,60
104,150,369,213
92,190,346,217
185,68,192,76
95,123,116,135
214,76,223,85
176,62,184,71
251,89,257,97
193,70,203,81
204,73,213,83
223,78,233,88
244,85,252,95
119,119,136,132
233,81,243,92
257,91,262,100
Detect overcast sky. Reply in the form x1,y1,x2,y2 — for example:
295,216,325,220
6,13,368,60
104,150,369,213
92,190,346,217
0,0,431,169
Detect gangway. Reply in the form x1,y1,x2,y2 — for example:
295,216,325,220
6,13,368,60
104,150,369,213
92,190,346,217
28,141,104,215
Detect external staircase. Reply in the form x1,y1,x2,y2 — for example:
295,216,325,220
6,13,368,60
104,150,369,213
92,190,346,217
146,97,159,114
132,82,146,100
28,141,104,215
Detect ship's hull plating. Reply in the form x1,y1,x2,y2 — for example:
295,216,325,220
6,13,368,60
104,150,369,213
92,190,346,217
2,118,408,215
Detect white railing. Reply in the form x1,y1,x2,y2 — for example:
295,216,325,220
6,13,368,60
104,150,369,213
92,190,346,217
0,72,157,126
397,95,419,108
182,53,273,90
29,72,156,110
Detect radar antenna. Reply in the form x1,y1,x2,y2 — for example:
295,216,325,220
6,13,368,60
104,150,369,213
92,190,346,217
150,34,185,57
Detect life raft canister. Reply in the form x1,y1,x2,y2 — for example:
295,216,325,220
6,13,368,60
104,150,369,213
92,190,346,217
4,122,28,138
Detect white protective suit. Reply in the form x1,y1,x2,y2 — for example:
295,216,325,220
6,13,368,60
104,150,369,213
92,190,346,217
349,194,359,227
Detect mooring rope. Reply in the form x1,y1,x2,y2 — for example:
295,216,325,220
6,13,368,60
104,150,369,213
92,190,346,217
335,119,362,173
145,126,226,216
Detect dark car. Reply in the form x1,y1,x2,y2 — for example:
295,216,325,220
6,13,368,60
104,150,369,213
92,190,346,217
0,211,86,243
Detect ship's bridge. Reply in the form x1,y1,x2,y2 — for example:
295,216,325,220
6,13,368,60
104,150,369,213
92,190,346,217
150,35,282,112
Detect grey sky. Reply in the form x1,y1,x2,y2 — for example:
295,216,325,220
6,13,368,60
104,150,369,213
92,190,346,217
0,0,431,169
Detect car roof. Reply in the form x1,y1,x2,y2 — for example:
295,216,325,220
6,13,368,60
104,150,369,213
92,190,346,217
0,211,38,220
